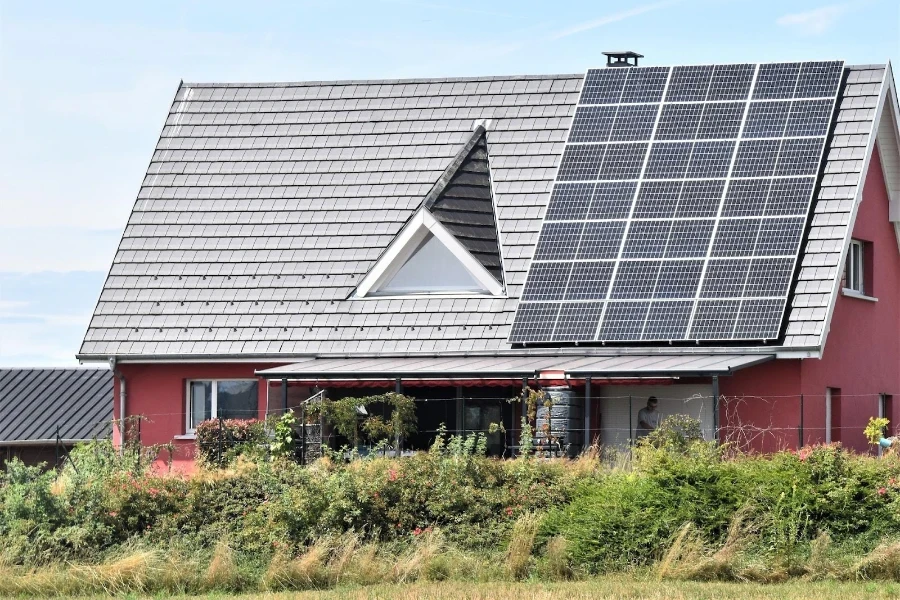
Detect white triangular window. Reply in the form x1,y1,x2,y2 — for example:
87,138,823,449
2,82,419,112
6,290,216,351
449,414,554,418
356,209,503,297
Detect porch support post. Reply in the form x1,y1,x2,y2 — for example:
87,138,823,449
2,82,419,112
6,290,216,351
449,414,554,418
281,378,288,414
712,375,720,443
584,377,592,451
394,378,402,456
799,394,804,449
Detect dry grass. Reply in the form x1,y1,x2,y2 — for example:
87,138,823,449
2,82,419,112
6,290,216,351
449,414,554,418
54,578,900,600
852,541,900,581
657,509,757,582
506,512,541,580
542,536,574,581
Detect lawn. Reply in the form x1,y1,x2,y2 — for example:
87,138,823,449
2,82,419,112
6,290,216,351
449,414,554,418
65,579,900,600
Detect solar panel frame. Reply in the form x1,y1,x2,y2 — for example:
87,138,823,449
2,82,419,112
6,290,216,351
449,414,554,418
509,59,844,345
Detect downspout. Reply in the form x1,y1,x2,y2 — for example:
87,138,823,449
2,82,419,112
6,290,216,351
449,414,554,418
109,357,126,455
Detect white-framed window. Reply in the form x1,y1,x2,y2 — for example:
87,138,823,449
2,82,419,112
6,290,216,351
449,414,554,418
186,379,259,433
844,239,865,293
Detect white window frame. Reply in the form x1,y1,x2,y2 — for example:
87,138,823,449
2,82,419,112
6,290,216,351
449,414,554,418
355,207,504,298
825,387,835,444
185,378,259,434
844,239,865,293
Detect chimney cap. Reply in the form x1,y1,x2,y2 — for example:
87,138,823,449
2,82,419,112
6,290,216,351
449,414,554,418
602,51,643,67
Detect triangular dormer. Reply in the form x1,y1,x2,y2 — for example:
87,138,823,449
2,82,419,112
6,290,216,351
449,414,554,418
355,125,505,297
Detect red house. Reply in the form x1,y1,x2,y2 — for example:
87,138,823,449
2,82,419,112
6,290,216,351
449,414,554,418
78,57,900,469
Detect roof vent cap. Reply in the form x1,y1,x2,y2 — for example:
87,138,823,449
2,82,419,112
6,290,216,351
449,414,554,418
603,51,643,67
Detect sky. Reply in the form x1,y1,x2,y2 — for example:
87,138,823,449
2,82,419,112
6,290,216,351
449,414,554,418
0,0,897,366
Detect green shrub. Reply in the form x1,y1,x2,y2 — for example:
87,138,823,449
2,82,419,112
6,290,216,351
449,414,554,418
194,418,266,465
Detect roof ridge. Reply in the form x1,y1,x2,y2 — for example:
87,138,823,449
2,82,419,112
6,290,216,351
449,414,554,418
182,73,584,88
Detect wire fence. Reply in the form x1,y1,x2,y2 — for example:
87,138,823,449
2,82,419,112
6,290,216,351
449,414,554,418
4,391,895,470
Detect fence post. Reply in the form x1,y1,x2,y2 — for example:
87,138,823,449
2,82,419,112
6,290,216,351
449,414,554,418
217,417,224,466
300,402,307,465
712,375,720,443
395,378,402,457
55,425,61,470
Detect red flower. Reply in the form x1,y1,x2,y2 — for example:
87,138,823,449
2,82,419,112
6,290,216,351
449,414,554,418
505,507,514,516
879,487,888,496
108,511,118,517
413,527,422,536
388,470,398,482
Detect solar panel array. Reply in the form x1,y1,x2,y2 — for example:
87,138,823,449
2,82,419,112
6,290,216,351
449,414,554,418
510,60,844,344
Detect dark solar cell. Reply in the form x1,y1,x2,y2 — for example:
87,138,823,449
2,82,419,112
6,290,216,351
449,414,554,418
645,142,691,179
565,262,615,300
755,217,804,255
568,106,616,143
587,181,637,218
610,104,659,141
676,180,725,217
723,178,771,216
753,62,801,99
579,68,627,104
577,222,627,259
654,260,703,297
508,302,559,343
520,262,572,301
734,299,784,338
556,144,605,181
795,61,844,99
643,300,693,339
553,302,605,341
775,138,824,176
622,221,671,258
597,143,647,180
598,301,651,340
701,259,750,298
686,140,735,178
765,177,815,215
744,101,790,138
655,103,703,140
610,261,661,299
697,102,744,139
545,183,595,220
666,220,715,257
620,67,669,103
689,299,740,339
784,99,833,137
707,64,755,101
533,222,583,260
744,257,794,296
633,181,681,218
732,139,780,177
711,218,761,257
665,65,714,101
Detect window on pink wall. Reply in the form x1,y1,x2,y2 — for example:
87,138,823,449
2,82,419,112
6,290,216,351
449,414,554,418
843,239,874,297
186,379,259,433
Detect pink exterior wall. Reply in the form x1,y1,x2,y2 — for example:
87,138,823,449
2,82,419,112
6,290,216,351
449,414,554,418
113,362,297,472
721,148,900,452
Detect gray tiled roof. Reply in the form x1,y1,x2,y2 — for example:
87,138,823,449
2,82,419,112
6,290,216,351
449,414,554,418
80,74,582,357
0,368,113,443
784,65,890,347
79,65,893,359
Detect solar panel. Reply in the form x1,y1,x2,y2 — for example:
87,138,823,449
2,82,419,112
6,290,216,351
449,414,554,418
510,60,844,344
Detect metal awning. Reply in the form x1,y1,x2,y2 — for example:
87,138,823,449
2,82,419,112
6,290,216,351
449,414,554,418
256,354,774,380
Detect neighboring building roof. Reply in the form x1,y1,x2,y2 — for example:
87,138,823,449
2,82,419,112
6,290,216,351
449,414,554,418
0,368,113,444
78,63,898,361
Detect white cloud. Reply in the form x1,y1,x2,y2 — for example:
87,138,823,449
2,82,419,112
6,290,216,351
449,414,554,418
776,4,850,35
548,1,679,40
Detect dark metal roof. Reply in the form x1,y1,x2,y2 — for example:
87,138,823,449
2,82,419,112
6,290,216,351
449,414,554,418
256,353,773,380
0,368,113,444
